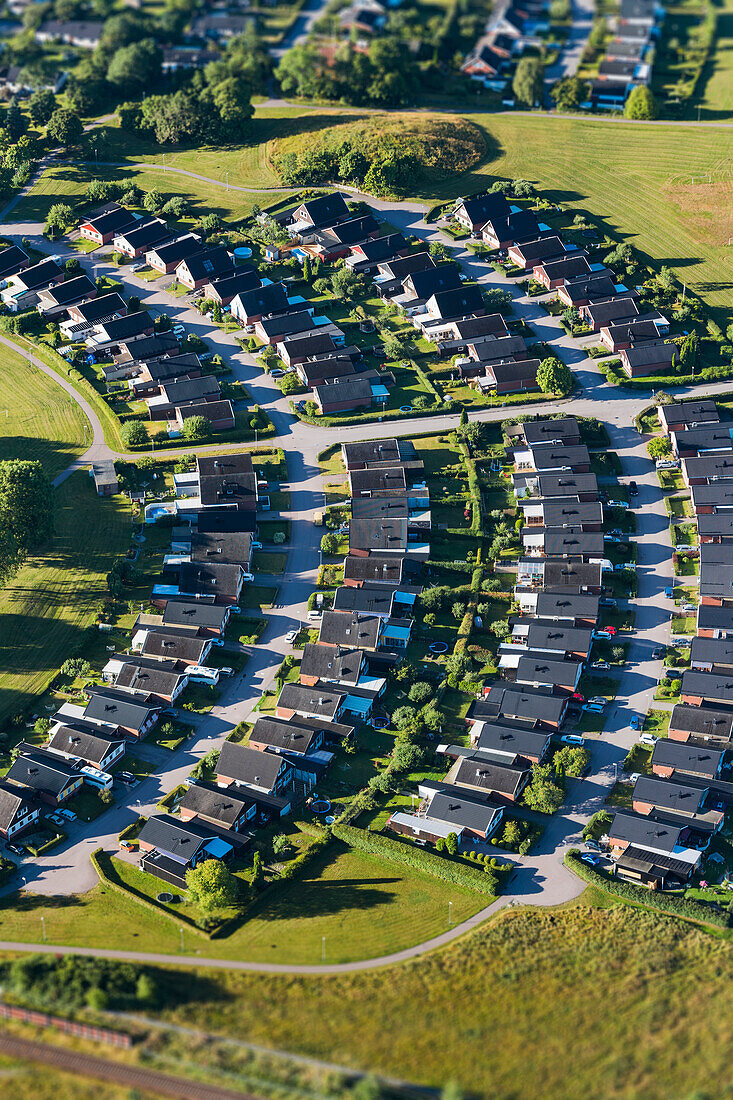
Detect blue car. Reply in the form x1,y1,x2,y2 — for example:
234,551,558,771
581,854,601,866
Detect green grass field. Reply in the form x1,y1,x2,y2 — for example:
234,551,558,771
149,903,733,1100
1,344,88,480
0,843,484,964
0,473,129,725
0,1059,130,1100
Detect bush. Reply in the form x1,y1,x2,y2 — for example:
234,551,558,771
120,419,147,447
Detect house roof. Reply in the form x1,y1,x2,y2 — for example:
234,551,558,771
140,630,210,663
562,275,619,304
327,214,379,244
234,282,288,317
280,332,336,358
0,779,35,832
249,716,321,754
530,560,603,589
473,720,552,760
178,561,242,601
318,611,382,649
651,739,724,778
40,274,96,306
148,233,203,266
426,284,484,320
452,313,509,340
162,600,229,630
659,400,719,429
97,311,154,342
487,358,540,385
670,703,733,742
681,669,733,704
351,233,407,262
537,254,591,281
138,813,215,861
300,643,365,686
481,209,540,243
515,654,582,686
379,252,435,279
343,439,401,467
522,417,580,446
522,623,593,654
179,245,233,283
535,473,599,497
299,355,357,385
80,205,136,237
118,333,179,361
696,513,733,538
523,443,590,470
161,375,219,404
276,681,345,719
404,263,462,299
476,681,567,724
454,756,528,797
197,453,256,509
7,748,78,796
297,192,350,228
623,343,677,367
115,218,169,249
533,592,600,621
217,742,291,788
315,376,373,406
14,257,63,290
511,236,566,264
586,297,640,326
690,637,733,667
259,310,315,340
425,787,503,834
349,467,408,495
349,515,408,553
179,780,253,826
454,193,510,225
609,810,684,853
84,687,160,727
190,530,252,565
539,501,603,527
114,661,186,698
534,529,604,557
207,269,260,301
0,244,28,280
633,775,706,816
47,724,123,766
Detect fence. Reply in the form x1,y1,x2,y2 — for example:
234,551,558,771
0,1002,132,1048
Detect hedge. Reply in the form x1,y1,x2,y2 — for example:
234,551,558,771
565,851,730,928
333,823,499,897
25,830,66,857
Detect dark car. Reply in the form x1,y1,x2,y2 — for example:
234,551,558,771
6,843,22,856
629,481,638,496
652,646,665,659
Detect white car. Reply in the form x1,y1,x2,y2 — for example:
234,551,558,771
606,500,627,509
57,809,76,821
680,603,697,614
172,324,185,337
307,609,322,620
561,734,585,746
241,572,255,582
270,368,285,378
588,696,607,706
640,732,657,746
219,667,234,676
656,459,679,471
286,630,298,643
675,544,696,553
251,540,263,550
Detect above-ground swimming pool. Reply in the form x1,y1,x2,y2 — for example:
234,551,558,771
144,502,177,524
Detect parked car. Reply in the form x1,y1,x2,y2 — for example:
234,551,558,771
119,840,134,852
582,703,605,713
270,368,285,378
681,603,697,614
607,500,626,509
6,843,22,856
640,732,657,746
585,839,601,852
581,854,601,866
594,629,614,639
656,459,679,471
664,587,674,598
117,771,136,785
592,660,610,670
307,609,322,620
629,481,638,496
652,646,665,659
561,734,585,746
286,629,298,643
599,597,616,608
172,324,185,337
676,544,697,553
630,715,642,730
251,540,263,550
241,572,255,582
57,809,76,822
588,696,607,706
219,667,234,676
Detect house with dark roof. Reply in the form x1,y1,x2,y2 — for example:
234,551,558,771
581,295,639,332
318,611,383,651
114,333,180,367
559,274,626,309
83,687,161,738
483,357,540,395
619,342,678,378
481,209,545,250
0,779,40,839
658,400,720,436
216,741,294,802
88,311,155,350
162,600,230,636
450,192,510,233
345,234,409,274
508,236,567,272
290,193,351,231
47,724,125,771
205,269,261,306
469,721,552,764
314,375,377,415
130,352,202,398
179,780,256,833
389,781,504,844
669,703,733,747
400,263,462,303
515,590,599,627
138,813,234,888
0,244,29,286
296,354,359,389
78,204,137,245
1,258,64,311
276,682,346,722
147,374,220,419
6,748,83,806
599,314,669,353
196,453,257,512
416,285,486,330
146,233,203,275
37,274,96,316
651,739,724,782
177,400,235,432
452,753,529,802
231,282,288,325
176,245,234,290
278,331,338,368
472,681,568,729
681,670,733,708
300,643,366,688
113,218,170,259
135,627,213,666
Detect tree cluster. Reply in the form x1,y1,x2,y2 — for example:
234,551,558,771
0,460,53,587
277,131,421,198
277,39,418,109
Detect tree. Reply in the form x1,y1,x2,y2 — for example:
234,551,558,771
272,834,290,856
501,820,522,848
550,75,589,112
185,860,239,914
302,254,311,282
120,419,147,447
28,88,56,126
320,532,338,555
280,372,303,396
408,681,432,705
45,203,74,237
391,705,418,730
420,586,446,612
86,986,108,1011
251,849,264,889
143,188,163,214
135,972,157,1005
46,108,83,147
522,763,564,814
382,332,410,361
680,333,699,373
648,437,672,459
161,196,189,219
537,356,574,396
513,57,544,107
181,415,212,442
445,832,459,856
331,266,364,301
107,38,161,91
452,601,466,621
6,102,27,142
421,706,444,733
490,619,510,638
0,460,53,586
553,745,590,778
624,85,658,120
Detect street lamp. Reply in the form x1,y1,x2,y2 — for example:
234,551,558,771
41,915,45,942
321,936,326,963
448,901,453,926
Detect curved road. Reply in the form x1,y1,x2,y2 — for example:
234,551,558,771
0,173,717,972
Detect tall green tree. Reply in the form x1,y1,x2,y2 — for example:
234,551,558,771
185,860,239,914
0,460,53,586
537,356,574,396
46,108,83,147
28,88,56,126
624,85,658,120
513,58,544,108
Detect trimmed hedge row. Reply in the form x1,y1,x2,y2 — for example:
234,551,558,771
334,823,499,896
565,850,730,928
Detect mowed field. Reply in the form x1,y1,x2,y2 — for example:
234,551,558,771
697,0,733,118
1,345,87,480
155,903,733,1100
0,843,485,963
0,472,128,725
435,113,733,328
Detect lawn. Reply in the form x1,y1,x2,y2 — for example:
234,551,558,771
251,551,288,575
0,343,89,480
672,614,697,634
645,709,672,736
0,841,485,965
239,584,278,610
0,473,129,728
151,905,733,1100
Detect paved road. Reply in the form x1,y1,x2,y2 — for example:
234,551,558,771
545,0,596,88
0,179,717,963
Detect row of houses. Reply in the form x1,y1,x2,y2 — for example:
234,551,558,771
461,0,550,94
34,10,252,52
600,398,733,888
589,0,662,111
